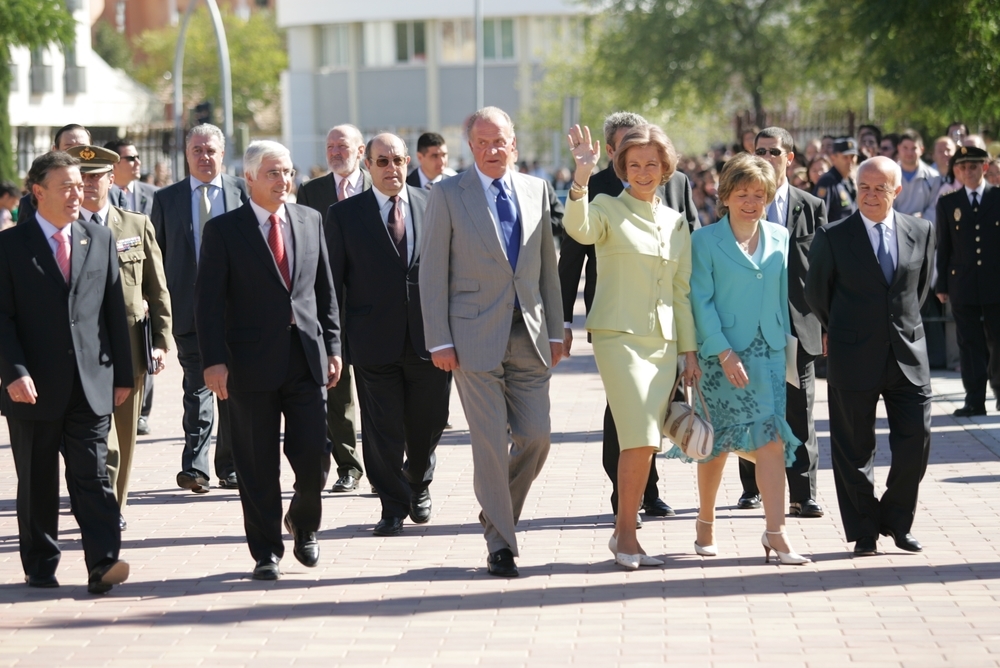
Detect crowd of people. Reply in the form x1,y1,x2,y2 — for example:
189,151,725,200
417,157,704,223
1,105,995,591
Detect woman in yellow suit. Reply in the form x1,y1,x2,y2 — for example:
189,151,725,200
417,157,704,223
564,123,700,570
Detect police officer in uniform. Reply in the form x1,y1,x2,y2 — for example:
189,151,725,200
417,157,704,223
814,138,859,223
935,146,1000,416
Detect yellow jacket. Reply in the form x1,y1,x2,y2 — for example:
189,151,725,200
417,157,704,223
563,189,696,351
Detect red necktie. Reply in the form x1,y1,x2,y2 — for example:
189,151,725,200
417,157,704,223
53,229,70,284
388,195,407,266
267,214,291,289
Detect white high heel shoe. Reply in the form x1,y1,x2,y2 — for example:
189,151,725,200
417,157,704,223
761,530,811,565
694,518,717,556
609,537,664,567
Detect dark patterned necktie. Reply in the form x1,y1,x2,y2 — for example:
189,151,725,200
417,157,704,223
388,195,407,267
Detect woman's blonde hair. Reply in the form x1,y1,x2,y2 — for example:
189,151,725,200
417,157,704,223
613,124,677,186
716,152,777,218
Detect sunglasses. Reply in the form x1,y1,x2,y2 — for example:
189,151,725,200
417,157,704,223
374,156,406,168
754,148,785,158
121,155,140,163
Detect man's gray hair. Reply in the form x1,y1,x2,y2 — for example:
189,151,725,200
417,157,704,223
858,156,903,188
603,112,648,149
465,106,514,138
243,140,291,180
186,123,226,148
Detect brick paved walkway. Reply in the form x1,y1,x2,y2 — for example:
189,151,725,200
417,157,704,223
2,317,1000,666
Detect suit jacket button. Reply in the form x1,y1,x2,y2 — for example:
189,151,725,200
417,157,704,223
286,325,292,331
756,273,763,279
977,248,982,254
507,303,514,309
978,260,983,265
952,270,957,275
976,236,981,242
68,349,74,355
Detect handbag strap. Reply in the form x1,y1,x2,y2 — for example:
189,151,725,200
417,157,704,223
669,371,711,423
692,377,711,423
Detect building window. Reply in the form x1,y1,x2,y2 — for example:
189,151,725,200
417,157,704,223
362,21,395,66
529,16,583,61
483,18,515,61
395,21,426,63
29,48,52,95
321,24,351,68
440,19,475,64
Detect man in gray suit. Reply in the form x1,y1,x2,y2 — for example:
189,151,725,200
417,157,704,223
420,106,564,578
152,123,249,493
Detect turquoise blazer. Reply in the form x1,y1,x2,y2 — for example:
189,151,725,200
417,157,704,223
690,215,791,358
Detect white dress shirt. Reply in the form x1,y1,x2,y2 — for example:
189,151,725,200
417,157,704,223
35,213,72,256
190,174,224,261
249,199,295,279
966,183,986,206
371,186,414,264
122,181,137,211
474,165,521,258
334,169,364,199
82,202,112,226
861,209,898,269
769,181,789,227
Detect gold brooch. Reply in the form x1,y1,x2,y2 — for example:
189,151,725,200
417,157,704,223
79,148,96,160
955,209,962,222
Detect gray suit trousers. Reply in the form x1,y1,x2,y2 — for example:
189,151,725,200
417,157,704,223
452,314,551,556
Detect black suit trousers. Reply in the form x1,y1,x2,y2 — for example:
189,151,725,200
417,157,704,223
227,332,331,562
354,336,450,519
602,403,660,514
827,348,931,542
175,332,234,479
326,364,364,478
8,372,121,578
739,347,819,502
950,303,1000,407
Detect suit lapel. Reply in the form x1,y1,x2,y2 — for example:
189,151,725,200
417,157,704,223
138,185,149,214
408,185,424,267
459,168,512,273
69,220,91,291
221,175,244,213
509,172,538,272
24,220,69,291
786,188,806,235
715,216,758,271
846,213,888,285
359,190,404,266
890,213,917,289
286,204,306,291
234,203,287,290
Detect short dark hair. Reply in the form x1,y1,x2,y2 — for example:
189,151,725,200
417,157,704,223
416,132,446,154
899,128,924,149
53,124,90,148
0,180,19,199
858,124,882,143
26,151,80,206
756,127,795,153
104,138,136,154
882,133,900,149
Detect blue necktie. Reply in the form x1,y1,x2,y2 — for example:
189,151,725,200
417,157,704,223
876,223,894,285
493,179,520,270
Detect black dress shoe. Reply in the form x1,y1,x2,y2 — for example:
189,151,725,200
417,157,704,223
736,493,762,510
284,515,319,567
176,470,210,494
136,416,151,435
119,514,128,531
217,473,239,490
788,499,824,518
641,498,676,517
331,474,359,493
954,404,987,417
252,558,280,581
883,529,923,552
88,560,130,594
410,488,432,524
373,516,404,536
25,574,59,588
487,548,519,577
853,536,878,556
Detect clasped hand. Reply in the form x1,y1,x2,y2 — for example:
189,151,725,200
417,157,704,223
719,349,749,389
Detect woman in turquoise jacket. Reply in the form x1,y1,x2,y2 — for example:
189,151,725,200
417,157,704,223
667,153,811,565
564,123,700,570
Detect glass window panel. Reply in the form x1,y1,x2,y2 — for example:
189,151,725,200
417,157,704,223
440,20,474,63
413,21,426,60
395,22,409,63
483,19,496,60
500,19,514,59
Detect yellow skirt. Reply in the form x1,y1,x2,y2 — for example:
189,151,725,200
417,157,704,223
591,329,678,451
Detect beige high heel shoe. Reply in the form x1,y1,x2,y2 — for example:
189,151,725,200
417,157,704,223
608,536,663,567
694,518,717,556
761,530,811,565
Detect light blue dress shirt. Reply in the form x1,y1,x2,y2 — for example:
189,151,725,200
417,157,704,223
190,174,224,261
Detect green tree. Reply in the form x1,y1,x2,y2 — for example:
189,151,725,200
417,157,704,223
132,8,286,131
0,0,76,181
817,0,1000,129
92,19,134,74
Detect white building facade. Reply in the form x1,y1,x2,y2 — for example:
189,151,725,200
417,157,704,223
276,0,585,172
7,0,162,176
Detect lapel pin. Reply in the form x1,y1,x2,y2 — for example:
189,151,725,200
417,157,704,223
955,209,961,222
80,239,88,245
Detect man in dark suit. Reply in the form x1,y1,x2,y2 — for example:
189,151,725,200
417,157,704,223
405,132,457,190
17,125,126,225
327,133,450,536
806,156,935,556
196,140,342,581
935,145,1000,416
735,127,828,517
297,123,370,494
151,123,249,493
0,151,133,593
559,111,697,522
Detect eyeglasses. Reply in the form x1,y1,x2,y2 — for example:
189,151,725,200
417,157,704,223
264,168,296,180
121,155,140,163
754,148,785,158
374,156,406,168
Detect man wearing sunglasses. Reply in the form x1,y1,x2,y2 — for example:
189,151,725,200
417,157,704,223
326,133,450,537
735,127,828,520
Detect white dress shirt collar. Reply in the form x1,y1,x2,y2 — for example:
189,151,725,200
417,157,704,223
82,202,112,225
860,209,898,267
475,164,511,194
190,174,223,191
35,212,71,243
334,169,362,193
249,199,287,225
371,185,409,208
966,182,986,202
